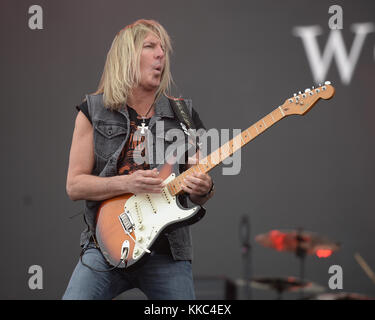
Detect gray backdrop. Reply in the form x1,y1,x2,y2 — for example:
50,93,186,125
1,0,374,299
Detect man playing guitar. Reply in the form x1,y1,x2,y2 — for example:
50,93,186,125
63,19,214,300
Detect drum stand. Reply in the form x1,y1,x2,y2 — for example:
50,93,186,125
295,228,307,299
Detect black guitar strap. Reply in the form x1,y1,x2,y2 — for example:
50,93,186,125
168,97,201,151
168,97,196,130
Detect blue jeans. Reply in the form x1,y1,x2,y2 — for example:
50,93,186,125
62,241,195,300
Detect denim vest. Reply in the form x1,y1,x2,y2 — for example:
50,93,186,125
80,93,197,261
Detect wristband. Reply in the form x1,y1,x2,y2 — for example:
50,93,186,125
200,181,214,198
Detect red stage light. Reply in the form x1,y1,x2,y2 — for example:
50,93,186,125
316,249,333,258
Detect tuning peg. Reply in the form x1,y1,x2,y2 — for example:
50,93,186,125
293,93,297,97
304,88,311,92
312,86,315,89
324,81,331,85
318,83,322,86
298,91,302,94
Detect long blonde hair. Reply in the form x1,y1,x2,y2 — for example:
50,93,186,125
94,19,173,110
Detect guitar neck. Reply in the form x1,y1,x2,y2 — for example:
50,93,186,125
166,105,288,196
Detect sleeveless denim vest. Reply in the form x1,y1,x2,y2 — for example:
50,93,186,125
80,93,197,261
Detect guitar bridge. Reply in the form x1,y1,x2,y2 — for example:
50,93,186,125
119,211,135,234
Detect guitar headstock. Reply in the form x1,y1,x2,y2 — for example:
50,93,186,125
280,81,335,116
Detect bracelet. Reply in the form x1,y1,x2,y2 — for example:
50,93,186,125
200,181,215,198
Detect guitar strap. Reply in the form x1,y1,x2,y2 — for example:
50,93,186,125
168,97,196,130
168,97,201,151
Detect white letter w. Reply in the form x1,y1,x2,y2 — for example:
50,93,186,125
293,23,374,85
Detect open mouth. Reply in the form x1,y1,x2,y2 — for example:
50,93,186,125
153,64,163,72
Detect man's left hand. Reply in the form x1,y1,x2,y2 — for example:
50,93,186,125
182,172,213,197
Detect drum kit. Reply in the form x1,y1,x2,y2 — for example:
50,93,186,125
237,227,374,300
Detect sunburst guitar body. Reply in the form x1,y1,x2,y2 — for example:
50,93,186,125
95,162,205,269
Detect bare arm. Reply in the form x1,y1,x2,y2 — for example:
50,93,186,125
66,111,163,201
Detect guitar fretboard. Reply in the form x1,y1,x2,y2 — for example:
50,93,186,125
166,105,288,196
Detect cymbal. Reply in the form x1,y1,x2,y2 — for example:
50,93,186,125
236,276,325,294
255,229,340,256
310,292,374,300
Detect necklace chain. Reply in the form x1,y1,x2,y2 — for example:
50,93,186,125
138,103,155,120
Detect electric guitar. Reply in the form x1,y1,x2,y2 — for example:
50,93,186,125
95,82,335,269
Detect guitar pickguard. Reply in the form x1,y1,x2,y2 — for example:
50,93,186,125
124,173,199,263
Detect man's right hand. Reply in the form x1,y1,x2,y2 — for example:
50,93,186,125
125,168,164,194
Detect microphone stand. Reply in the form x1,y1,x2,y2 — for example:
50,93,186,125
239,215,252,300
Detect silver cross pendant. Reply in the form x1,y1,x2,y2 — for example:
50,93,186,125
138,122,148,135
